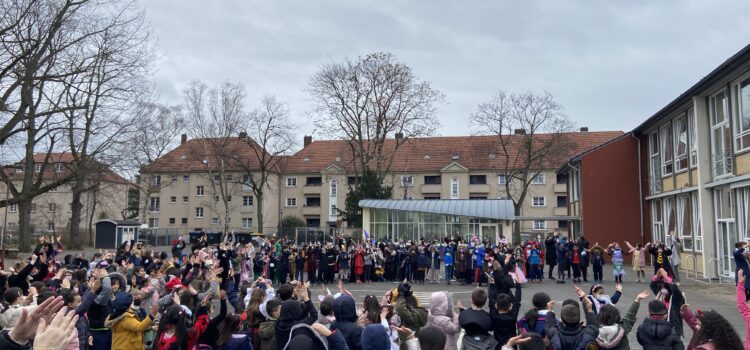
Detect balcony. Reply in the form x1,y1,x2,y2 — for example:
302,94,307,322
303,184,322,194
554,207,568,216
468,184,490,193
553,184,567,193
420,184,442,193
302,205,321,216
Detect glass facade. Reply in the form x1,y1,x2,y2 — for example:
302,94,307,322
368,208,504,243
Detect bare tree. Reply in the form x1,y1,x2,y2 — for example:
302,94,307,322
183,80,246,235
471,91,576,243
234,95,294,234
309,52,444,180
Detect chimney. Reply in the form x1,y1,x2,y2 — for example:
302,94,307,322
579,127,589,132
514,128,526,135
303,135,312,148
239,131,247,139
180,134,187,144
395,132,404,142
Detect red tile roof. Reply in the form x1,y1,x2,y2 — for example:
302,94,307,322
4,152,130,184
142,137,267,173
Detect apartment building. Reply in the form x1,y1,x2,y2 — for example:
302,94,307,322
1,153,130,244
141,131,622,240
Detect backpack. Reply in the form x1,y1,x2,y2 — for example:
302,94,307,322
461,334,498,350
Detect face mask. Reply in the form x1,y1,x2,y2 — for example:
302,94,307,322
133,298,142,307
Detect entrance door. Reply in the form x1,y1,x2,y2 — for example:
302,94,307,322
479,224,498,244
716,221,736,276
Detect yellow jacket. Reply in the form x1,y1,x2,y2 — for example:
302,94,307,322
109,310,153,350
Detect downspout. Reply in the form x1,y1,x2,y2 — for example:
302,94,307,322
630,133,645,243
566,160,581,239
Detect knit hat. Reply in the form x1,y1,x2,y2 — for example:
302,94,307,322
109,292,133,320
560,304,580,325
361,324,391,350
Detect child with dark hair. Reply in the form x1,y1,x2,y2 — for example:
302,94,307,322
517,292,554,337
459,289,496,348
636,300,684,350
259,299,282,350
501,333,546,350
544,296,598,350
593,290,649,350
734,242,750,301
691,310,743,350
490,281,522,348
649,268,685,337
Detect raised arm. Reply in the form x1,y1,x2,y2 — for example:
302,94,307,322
737,269,750,323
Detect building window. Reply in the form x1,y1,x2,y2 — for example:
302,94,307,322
424,195,440,200
469,196,487,199
557,196,567,208
531,173,545,184
242,218,252,229
196,185,204,196
347,176,361,185
556,173,568,184
286,197,297,207
8,204,17,213
735,77,750,151
660,124,674,176
34,163,42,173
195,207,204,218
400,176,414,187
690,192,702,251
330,205,337,216
47,221,54,232
182,196,189,203
424,175,441,185
674,116,688,172
30,204,36,213
183,175,190,182
68,203,72,212
330,180,337,196
170,196,177,203
469,175,487,185
181,218,188,225
171,175,178,183
48,186,58,192
7,223,15,234
211,217,220,225
688,108,697,167
54,163,64,172
169,218,176,225
48,203,56,212
242,196,253,206
710,89,732,177
286,177,297,187
151,175,161,186
148,218,159,228
149,197,160,212
497,174,508,185
213,174,221,182
225,174,233,181
450,177,459,199
532,196,546,207
533,220,547,230
305,176,322,186
648,132,662,194
242,174,252,191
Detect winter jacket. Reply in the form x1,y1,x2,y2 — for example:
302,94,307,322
259,319,277,350
276,299,318,350
595,301,640,350
216,334,252,350
680,306,700,350
107,310,153,350
396,297,428,350
444,246,454,266
544,310,598,350
490,283,522,348
427,292,460,350
737,284,750,349
283,323,349,350
0,330,28,350
331,295,363,350
0,303,37,331
73,289,97,350
636,317,685,350
545,236,558,265
649,275,685,336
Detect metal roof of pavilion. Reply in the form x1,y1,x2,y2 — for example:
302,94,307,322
359,199,515,220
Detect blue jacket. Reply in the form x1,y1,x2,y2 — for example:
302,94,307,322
443,246,454,266
475,246,485,268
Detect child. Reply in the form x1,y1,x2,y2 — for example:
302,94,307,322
528,245,541,283
736,269,750,347
594,290,650,350
607,243,628,283
490,281,522,347
259,299,282,350
636,301,683,350
517,292,554,337
570,246,582,283
590,243,605,283
580,284,622,315
648,242,674,278
649,268,685,337
626,241,649,283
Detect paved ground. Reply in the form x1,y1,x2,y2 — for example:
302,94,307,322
13,246,744,349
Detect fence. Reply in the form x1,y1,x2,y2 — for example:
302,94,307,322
138,226,361,247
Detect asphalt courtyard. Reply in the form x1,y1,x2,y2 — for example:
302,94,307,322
13,246,745,349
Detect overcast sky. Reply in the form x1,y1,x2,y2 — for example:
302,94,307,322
138,0,750,142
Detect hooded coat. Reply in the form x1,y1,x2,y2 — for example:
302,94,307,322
427,292,460,350
595,302,640,350
331,295,363,350
649,276,685,336
636,318,685,350
276,299,318,350
282,323,349,350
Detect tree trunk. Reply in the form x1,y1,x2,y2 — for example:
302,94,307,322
69,178,85,249
87,189,99,246
17,200,33,252
512,204,522,245
256,191,264,234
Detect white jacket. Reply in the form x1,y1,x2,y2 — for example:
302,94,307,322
0,303,38,331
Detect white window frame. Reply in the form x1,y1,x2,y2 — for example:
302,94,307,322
497,174,507,185
169,218,176,225
690,192,702,252
242,196,253,206
34,163,42,173
330,180,337,196
531,173,545,185
648,132,662,194
149,197,160,212
48,203,56,212
734,75,750,152
286,177,297,187
183,175,190,182
54,163,64,172
171,175,178,183
710,89,733,178
673,116,688,173
47,222,55,232
532,196,546,207
532,220,547,230
182,196,189,203
151,175,161,186
450,177,459,199
8,204,17,213
660,123,674,176
570,169,580,201
688,108,697,168
285,197,297,207
170,196,177,204
211,217,220,225
400,175,414,187
196,185,204,196
195,207,204,218
242,218,252,229
148,218,159,228
651,199,663,243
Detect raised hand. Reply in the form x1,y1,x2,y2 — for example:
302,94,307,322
9,296,65,345
740,269,746,284
636,289,651,302
546,300,556,311
573,285,585,298
507,334,532,347
615,283,623,292
33,306,78,350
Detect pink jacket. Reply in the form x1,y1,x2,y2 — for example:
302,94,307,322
427,292,460,350
737,284,750,350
